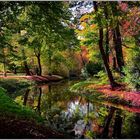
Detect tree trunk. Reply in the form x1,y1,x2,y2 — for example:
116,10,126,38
2,49,7,77
94,2,117,88
14,67,17,74
48,46,52,76
37,55,42,76
104,2,110,63
105,28,109,63
111,2,125,75
22,48,30,76
3,60,7,77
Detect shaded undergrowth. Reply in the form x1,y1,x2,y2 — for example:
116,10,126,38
0,87,43,123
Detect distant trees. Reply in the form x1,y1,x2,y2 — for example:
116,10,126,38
0,2,78,76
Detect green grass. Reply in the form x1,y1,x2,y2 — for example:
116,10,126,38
0,87,43,123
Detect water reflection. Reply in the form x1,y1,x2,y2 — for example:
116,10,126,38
36,87,42,114
112,109,122,138
13,80,140,139
23,89,30,106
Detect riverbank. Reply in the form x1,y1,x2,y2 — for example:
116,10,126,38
0,87,69,138
0,75,63,83
70,80,140,109
88,84,140,107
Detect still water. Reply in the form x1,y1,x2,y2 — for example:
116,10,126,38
10,80,140,139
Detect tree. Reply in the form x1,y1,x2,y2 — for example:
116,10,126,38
110,2,125,75
93,2,118,88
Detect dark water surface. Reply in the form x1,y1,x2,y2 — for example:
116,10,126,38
10,80,140,139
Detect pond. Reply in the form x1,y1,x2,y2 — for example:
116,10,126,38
9,80,140,139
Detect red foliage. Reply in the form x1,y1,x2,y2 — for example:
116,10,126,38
89,84,140,107
119,2,140,36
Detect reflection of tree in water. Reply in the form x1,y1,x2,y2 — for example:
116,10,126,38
101,107,116,138
112,109,122,138
18,81,140,139
23,89,30,106
36,87,42,114
100,108,123,139
23,87,43,114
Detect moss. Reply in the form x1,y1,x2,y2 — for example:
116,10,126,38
0,87,43,123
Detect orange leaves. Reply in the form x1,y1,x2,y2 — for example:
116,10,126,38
80,14,92,22
90,24,97,29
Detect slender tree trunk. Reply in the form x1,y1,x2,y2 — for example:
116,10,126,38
14,67,17,74
104,2,110,63
2,48,7,77
94,2,117,88
105,28,109,63
37,55,42,76
3,59,7,77
48,46,52,76
111,2,125,74
22,48,30,75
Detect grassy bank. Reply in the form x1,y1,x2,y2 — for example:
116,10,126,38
0,87,43,122
0,87,67,138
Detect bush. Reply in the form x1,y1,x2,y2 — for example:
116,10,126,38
94,70,108,85
86,61,103,76
124,50,140,91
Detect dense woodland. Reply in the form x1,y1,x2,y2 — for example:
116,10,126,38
0,1,139,88
0,1,140,90
0,1,140,139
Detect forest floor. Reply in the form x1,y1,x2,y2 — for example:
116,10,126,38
89,84,140,107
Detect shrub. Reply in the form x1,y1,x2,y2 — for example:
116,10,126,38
86,61,103,76
123,47,140,91
94,70,108,85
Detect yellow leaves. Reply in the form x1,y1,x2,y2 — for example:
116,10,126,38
80,14,92,22
80,22,87,28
